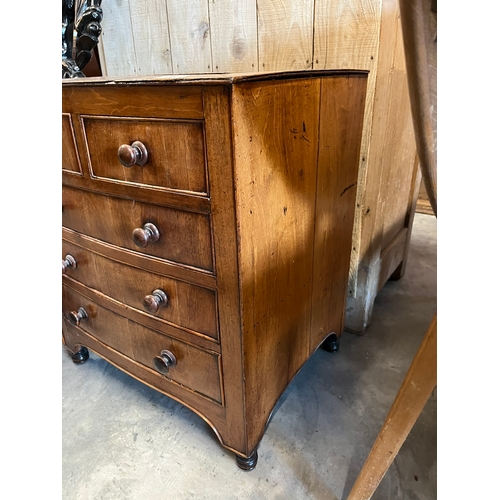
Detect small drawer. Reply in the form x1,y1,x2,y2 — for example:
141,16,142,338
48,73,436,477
62,114,82,175
62,186,213,272
62,241,218,340
81,116,207,194
62,285,223,404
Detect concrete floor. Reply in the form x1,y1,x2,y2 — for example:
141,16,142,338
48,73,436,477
62,213,437,500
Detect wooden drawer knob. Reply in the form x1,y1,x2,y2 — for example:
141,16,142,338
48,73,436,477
143,289,168,314
62,254,77,273
153,349,177,375
69,307,88,327
132,222,160,248
117,141,148,167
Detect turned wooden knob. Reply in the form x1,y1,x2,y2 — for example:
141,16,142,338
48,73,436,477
69,307,88,326
143,289,168,314
117,141,148,167
132,222,160,248
153,349,177,375
62,254,77,273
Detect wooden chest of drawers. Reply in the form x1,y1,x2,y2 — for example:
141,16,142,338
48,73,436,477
62,70,368,470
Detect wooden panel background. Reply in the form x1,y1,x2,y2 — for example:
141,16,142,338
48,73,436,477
97,0,417,329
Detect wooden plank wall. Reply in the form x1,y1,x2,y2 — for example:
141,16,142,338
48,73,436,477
98,0,416,313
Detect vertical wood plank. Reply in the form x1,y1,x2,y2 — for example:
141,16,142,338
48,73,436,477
314,0,381,70
344,0,417,334
203,86,247,453
100,0,138,76
96,35,108,76
313,0,383,298
257,0,315,71
232,78,320,450
377,6,417,250
208,0,258,73
166,0,213,74
129,0,173,75
310,75,368,351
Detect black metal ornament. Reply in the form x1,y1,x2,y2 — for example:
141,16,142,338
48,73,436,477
62,0,103,78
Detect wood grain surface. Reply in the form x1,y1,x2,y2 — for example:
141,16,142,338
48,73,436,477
62,74,368,458
63,284,223,403
62,186,214,272
82,116,207,194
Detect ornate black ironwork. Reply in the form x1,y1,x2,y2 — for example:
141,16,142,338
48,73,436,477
62,0,103,78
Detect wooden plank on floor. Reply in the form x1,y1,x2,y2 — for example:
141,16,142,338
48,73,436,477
347,315,437,500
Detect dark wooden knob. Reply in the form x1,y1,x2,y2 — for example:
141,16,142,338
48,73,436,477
62,254,77,273
143,289,168,314
153,349,177,375
69,307,88,326
132,222,160,248
117,141,148,167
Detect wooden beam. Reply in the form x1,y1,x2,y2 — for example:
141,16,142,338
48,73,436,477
346,315,437,500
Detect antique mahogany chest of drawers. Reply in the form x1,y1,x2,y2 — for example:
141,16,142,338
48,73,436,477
62,70,368,470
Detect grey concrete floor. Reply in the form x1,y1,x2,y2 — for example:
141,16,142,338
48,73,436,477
62,213,436,500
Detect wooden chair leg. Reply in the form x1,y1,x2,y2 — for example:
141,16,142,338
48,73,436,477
346,315,437,500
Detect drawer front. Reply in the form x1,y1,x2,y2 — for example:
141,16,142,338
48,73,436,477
62,240,218,340
62,285,223,404
62,186,214,272
62,114,82,174
82,116,207,194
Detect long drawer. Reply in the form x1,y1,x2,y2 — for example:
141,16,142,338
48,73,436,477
62,240,218,341
62,284,223,404
62,186,214,272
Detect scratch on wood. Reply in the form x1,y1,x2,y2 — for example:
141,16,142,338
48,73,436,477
340,182,357,197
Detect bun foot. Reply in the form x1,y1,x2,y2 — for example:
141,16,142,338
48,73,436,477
321,333,339,353
71,347,89,364
236,450,258,471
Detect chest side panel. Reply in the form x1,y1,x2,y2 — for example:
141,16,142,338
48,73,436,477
232,78,321,448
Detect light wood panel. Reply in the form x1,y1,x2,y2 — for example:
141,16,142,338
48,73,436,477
377,7,416,251
208,0,258,73
345,0,417,333
99,0,137,76
257,0,315,71
166,0,213,73
129,0,173,75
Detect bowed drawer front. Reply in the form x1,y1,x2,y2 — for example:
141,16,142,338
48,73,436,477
62,186,214,272
62,285,223,404
62,71,368,469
